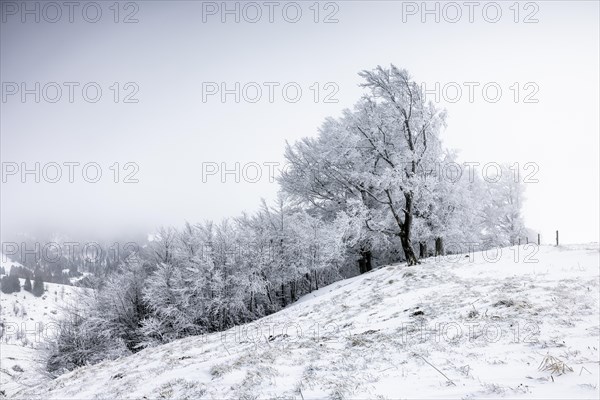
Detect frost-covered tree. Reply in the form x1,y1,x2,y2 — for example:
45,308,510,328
141,262,206,345
480,164,526,246
23,276,32,292
280,127,382,273
150,226,178,265
0,275,20,294
138,194,348,346
46,292,130,374
46,254,150,372
95,254,150,350
32,275,44,296
244,196,347,305
410,152,485,256
282,65,446,266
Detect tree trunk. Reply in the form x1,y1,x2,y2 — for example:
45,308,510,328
290,281,297,302
435,237,444,256
419,242,428,259
280,283,287,307
400,234,419,266
358,249,372,274
365,250,372,271
400,192,420,266
358,257,366,274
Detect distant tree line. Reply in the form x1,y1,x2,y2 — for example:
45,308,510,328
3,237,142,288
1,269,45,297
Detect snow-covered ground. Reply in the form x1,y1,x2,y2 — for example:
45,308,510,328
0,262,82,397
11,244,600,399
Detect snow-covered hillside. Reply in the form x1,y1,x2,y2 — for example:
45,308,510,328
14,244,600,399
0,273,81,397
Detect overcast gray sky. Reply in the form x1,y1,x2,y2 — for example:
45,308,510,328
1,1,598,244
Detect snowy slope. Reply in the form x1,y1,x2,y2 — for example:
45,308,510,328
0,275,82,397
14,244,600,399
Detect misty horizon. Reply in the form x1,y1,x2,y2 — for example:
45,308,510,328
1,1,599,245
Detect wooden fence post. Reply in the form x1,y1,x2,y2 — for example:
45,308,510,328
537,233,540,245
556,230,559,246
